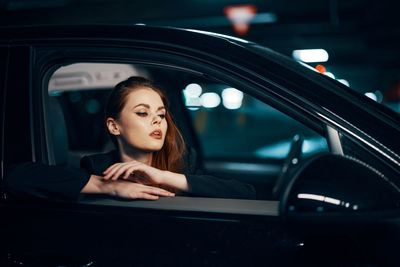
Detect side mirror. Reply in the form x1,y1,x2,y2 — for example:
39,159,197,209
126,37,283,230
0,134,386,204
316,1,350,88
279,154,400,217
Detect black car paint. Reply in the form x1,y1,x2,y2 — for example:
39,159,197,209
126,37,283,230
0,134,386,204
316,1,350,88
0,25,399,266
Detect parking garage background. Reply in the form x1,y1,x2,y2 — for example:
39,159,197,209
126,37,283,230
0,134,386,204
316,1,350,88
1,0,399,112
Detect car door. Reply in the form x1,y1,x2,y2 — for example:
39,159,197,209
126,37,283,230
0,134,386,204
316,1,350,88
1,35,290,267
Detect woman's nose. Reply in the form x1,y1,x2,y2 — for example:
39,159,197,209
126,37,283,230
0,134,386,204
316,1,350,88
152,115,161,124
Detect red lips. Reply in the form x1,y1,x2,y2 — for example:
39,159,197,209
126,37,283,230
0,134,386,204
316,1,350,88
149,129,162,139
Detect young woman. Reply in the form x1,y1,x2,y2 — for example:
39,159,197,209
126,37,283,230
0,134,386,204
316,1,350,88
80,76,256,200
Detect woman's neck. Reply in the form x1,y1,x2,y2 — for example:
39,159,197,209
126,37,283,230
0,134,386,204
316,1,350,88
118,145,153,165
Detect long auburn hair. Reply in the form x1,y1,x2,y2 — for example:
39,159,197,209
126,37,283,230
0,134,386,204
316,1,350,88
105,76,186,172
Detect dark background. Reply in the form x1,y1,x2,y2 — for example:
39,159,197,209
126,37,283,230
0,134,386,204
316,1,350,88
1,0,399,108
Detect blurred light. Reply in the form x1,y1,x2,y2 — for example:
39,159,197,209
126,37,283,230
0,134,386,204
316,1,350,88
324,72,335,79
49,91,61,97
183,83,203,110
292,49,329,63
297,194,358,210
186,29,250,43
298,194,340,205
302,138,327,155
222,88,243,109
224,4,257,35
315,64,326,73
298,193,324,202
200,93,221,108
337,79,350,87
365,92,377,101
374,90,383,102
184,83,202,98
184,96,201,108
255,141,290,159
324,197,341,205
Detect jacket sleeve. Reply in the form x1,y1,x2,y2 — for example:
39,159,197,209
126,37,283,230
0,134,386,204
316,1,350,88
184,149,257,199
4,162,91,201
80,151,116,176
80,156,96,174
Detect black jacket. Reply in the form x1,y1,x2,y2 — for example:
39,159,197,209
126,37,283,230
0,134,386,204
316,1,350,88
81,150,256,199
5,162,91,201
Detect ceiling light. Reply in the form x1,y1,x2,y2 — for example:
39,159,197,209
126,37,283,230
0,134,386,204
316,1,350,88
222,88,243,109
200,93,221,108
292,49,329,63
184,83,202,98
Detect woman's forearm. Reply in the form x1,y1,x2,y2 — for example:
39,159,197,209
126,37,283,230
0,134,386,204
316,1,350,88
81,175,114,195
161,171,189,192
81,174,175,199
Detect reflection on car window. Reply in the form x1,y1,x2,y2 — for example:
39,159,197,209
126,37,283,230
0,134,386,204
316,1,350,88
183,83,329,160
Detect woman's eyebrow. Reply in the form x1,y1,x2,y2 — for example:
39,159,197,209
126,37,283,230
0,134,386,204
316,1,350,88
133,103,150,109
132,104,165,110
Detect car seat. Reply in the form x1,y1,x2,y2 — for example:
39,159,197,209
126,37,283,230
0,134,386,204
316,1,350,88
48,96,69,166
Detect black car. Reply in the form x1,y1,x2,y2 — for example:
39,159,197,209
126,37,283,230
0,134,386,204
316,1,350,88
1,25,399,267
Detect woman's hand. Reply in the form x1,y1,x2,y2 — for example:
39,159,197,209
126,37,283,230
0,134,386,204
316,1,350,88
102,161,190,192
103,161,164,185
105,180,174,200
81,175,174,200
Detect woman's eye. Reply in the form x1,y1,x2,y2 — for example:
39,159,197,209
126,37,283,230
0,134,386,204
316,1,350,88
136,112,148,117
158,114,166,119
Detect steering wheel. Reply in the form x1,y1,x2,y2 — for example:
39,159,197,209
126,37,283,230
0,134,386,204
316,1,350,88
272,134,304,199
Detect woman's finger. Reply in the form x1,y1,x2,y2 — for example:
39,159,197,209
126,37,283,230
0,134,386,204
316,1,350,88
106,162,136,180
135,183,174,195
132,192,159,200
123,164,143,180
103,163,125,179
142,186,175,197
104,159,141,173
115,162,142,180
109,164,133,180
103,163,122,175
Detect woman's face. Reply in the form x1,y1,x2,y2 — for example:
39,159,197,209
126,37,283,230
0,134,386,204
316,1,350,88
112,87,168,152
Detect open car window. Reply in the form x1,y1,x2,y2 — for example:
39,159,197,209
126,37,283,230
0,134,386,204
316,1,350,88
46,62,330,205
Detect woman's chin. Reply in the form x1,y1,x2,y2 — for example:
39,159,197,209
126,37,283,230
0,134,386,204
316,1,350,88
145,144,164,152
